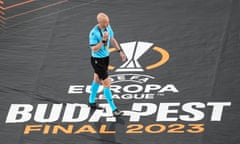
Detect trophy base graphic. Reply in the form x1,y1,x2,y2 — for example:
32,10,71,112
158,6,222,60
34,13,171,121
115,68,144,72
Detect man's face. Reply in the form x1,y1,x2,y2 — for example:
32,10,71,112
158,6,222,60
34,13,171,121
99,18,109,29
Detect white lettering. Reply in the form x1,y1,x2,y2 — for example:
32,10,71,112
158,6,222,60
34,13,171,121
5,102,231,123
157,103,180,121
6,104,33,123
68,85,84,94
34,104,62,123
158,84,179,93
68,84,179,94
180,102,205,121
62,104,90,122
207,102,231,121
127,103,157,122
123,84,143,93
89,104,116,122
144,84,161,93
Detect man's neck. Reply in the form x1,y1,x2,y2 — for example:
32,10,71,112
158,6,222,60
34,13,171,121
98,24,107,30
98,24,103,29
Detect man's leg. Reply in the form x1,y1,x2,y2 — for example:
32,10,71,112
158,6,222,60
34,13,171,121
88,73,101,108
102,77,123,116
88,81,100,103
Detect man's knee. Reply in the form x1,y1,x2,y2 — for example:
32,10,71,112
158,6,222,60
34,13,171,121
102,78,111,87
94,73,101,83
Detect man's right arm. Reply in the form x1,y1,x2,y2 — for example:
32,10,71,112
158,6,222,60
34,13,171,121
91,31,108,52
91,41,104,52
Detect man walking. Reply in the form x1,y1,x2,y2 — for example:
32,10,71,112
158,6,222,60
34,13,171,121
88,12,126,116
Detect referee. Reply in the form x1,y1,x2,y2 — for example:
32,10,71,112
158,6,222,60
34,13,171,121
88,12,126,116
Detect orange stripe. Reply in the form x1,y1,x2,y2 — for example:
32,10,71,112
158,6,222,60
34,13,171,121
6,0,68,20
0,11,5,15
0,15,6,20
0,23,5,28
0,0,5,26
4,0,35,10
0,19,6,24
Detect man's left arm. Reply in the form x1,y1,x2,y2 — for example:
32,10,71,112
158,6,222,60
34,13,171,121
110,38,126,62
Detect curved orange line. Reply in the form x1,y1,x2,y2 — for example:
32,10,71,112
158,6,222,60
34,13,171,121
6,0,68,20
4,0,35,10
145,46,170,70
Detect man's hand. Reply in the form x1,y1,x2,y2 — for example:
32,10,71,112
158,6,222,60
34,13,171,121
119,51,127,62
103,32,108,41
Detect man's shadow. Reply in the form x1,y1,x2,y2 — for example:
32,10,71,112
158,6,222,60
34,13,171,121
89,108,125,144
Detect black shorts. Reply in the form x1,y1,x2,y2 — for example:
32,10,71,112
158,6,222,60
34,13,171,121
91,56,109,80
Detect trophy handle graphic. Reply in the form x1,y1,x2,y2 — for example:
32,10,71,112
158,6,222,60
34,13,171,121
108,41,169,71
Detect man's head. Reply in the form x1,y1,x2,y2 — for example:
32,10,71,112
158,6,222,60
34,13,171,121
97,12,109,29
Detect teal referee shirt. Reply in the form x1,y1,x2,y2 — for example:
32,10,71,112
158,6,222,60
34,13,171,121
89,25,114,58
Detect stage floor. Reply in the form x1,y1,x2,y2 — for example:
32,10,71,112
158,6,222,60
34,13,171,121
1,0,240,144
